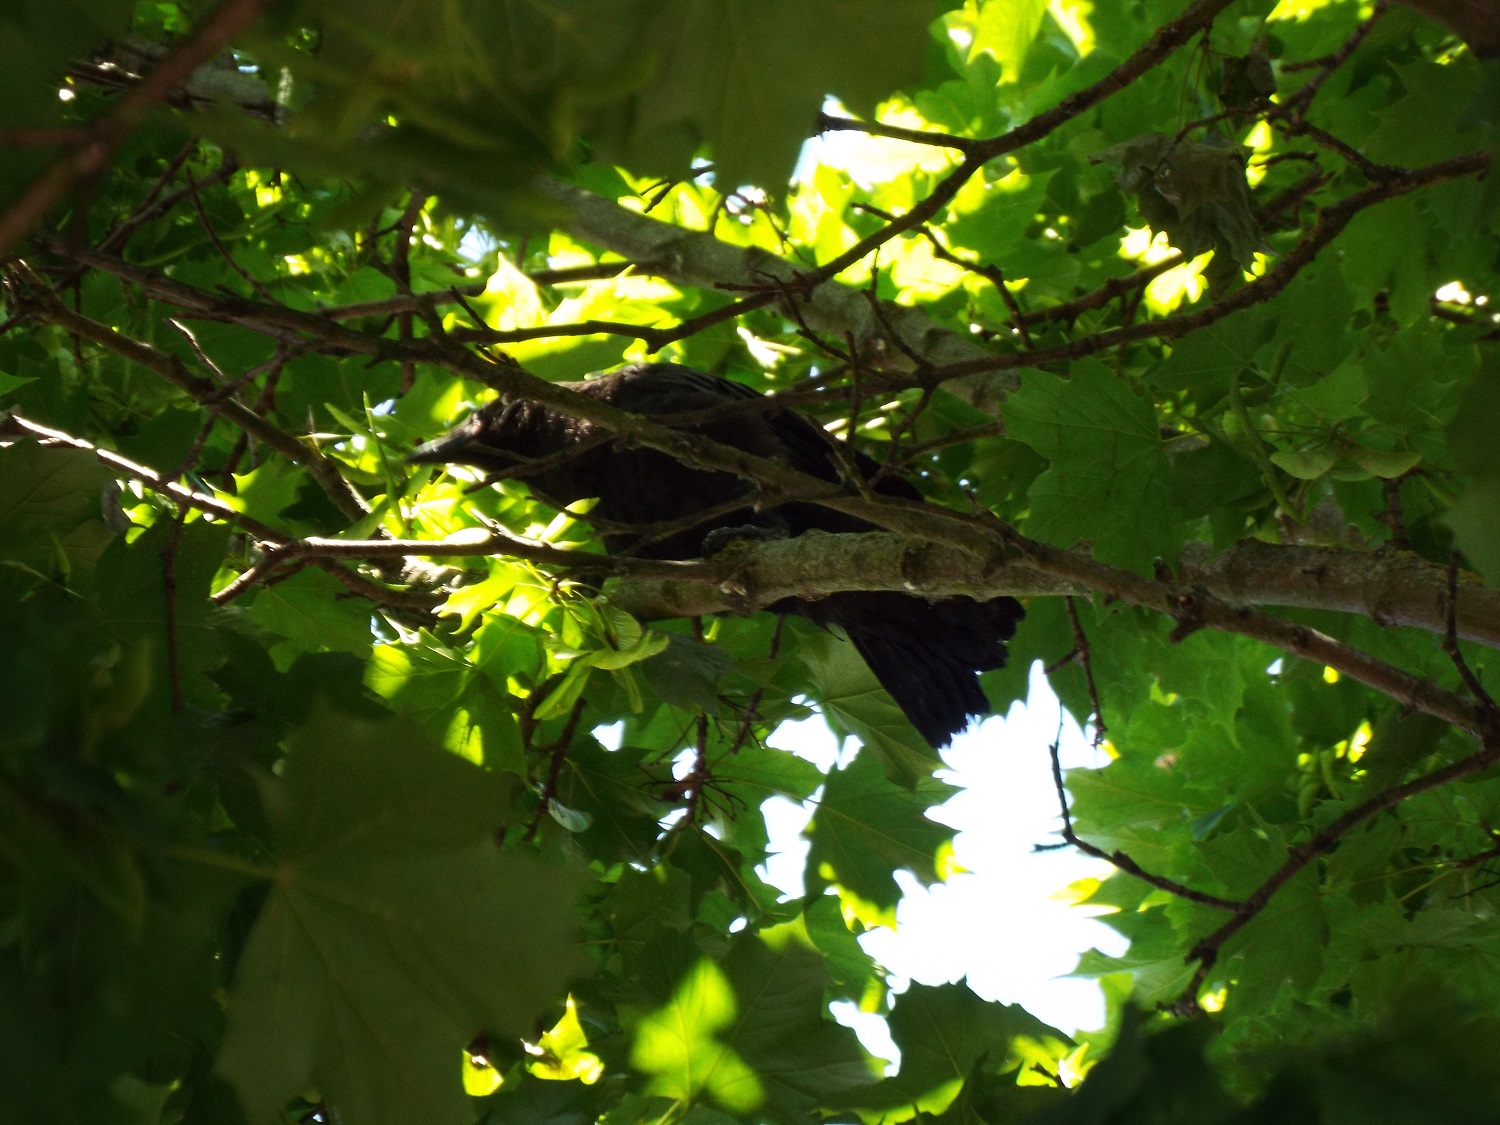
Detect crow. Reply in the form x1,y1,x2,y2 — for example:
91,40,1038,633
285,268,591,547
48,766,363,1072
409,362,1023,748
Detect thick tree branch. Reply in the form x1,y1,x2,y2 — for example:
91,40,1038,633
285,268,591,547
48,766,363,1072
603,534,1500,652
227,514,1497,738
529,175,1014,405
614,527,1493,736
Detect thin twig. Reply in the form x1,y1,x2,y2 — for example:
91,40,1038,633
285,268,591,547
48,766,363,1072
1175,725,1500,1012
162,505,190,711
852,200,1035,348
0,412,438,612
1043,723,1240,910
1065,597,1107,746
186,173,279,301
523,697,590,843
816,112,976,153
1445,552,1495,708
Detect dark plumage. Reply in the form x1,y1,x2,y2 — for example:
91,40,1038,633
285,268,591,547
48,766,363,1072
410,362,1023,747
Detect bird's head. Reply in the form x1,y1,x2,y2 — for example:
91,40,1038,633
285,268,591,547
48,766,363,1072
407,397,549,474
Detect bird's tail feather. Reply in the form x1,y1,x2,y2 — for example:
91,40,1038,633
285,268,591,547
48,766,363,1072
819,594,1024,748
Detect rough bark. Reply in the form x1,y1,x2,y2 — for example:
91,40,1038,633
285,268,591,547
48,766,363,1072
605,533,1500,651
532,176,1020,411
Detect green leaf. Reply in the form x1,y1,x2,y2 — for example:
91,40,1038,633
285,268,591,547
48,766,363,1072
845,983,1064,1115
99,521,231,708
630,935,871,1118
0,369,36,396
366,636,524,772
246,568,375,655
1153,310,1270,401
556,739,672,865
1003,361,1180,571
1269,447,1335,480
713,742,824,805
607,0,941,189
631,957,765,1112
217,708,582,1125
946,169,1055,263
799,629,939,786
717,934,872,1118
1203,829,1326,1013
1351,448,1421,479
639,634,736,713
228,462,306,527
805,749,957,913
969,0,1049,82
0,442,114,576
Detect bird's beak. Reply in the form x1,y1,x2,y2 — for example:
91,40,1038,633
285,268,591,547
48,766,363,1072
407,428,479,465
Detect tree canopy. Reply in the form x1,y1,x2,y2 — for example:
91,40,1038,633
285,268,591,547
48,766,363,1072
3,0,1500,1122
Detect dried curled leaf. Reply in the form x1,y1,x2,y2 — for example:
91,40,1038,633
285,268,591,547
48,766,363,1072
1091,132,1269,284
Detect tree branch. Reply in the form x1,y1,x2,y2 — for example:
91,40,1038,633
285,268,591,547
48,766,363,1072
931,150,1493,380
0,0,274,256
13,274,370,520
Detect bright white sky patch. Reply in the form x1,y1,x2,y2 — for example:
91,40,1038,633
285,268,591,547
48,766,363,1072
764,661,1125,1045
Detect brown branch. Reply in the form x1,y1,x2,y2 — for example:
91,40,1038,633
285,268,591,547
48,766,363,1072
390,193,425,390
1023,535,1496,738
816,112,976,152
600,523,1496,738
1018,257,1183,329
931,151,1492,381
314,263,636,324
523,697,590,844
93,160,240,267
1176,727,1500,1012
449,317,684,349
319,281,487,322
0,0,274,256
221,348,292,481
851,198,1038,350
1177,541,1500,650
1269,112,1401,182
0,412,437,613
1280,0,1393,112
1044,727,1240,910
607,532,1500,654
2,411,285,539
12,271,370,520
1065,597,1107,746
185,173,279,302
1445,551,1496,708
528,261,634,286
213,530,698,576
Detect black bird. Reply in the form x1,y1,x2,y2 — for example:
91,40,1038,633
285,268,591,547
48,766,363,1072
409,362,1023,748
